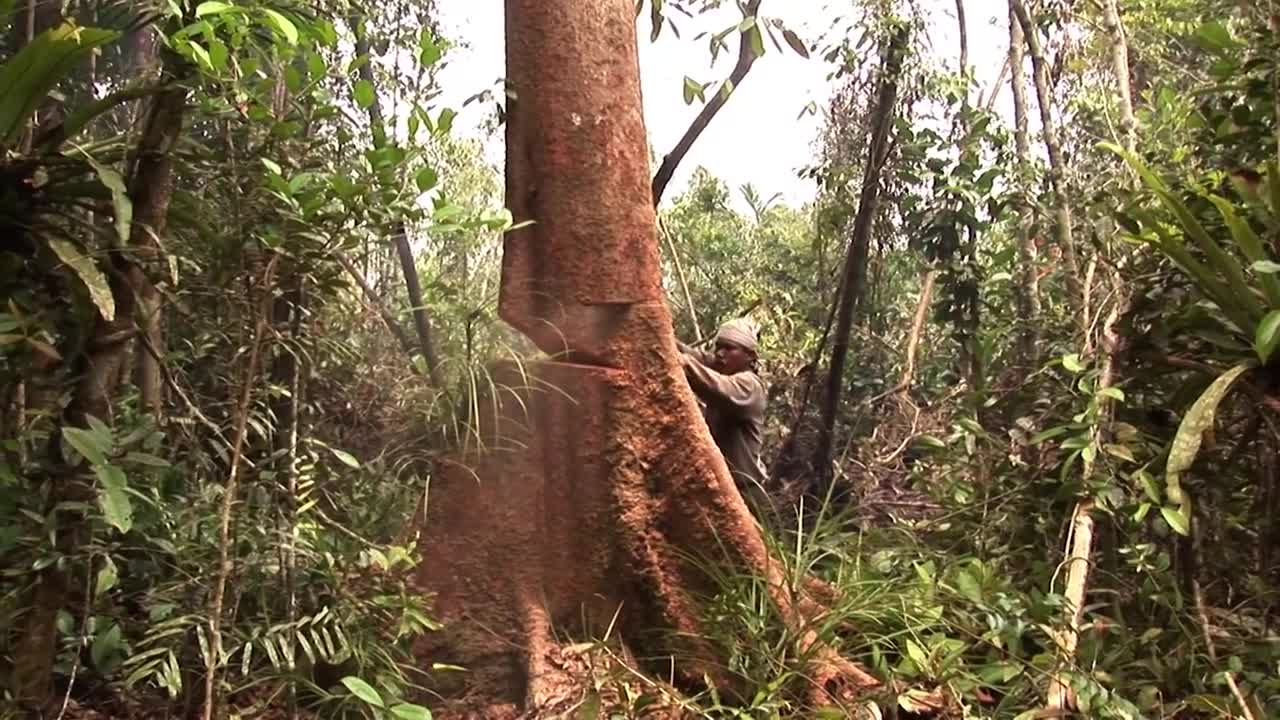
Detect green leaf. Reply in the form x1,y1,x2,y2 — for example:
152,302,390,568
330,448,360,469
47,239,115,322
781,28,809,58
341,676,384,707
63,426,109,465
415,167,438,192
1061,353,1085,373
125,451,170,468
1194,21,1234,50
91,623,122,670
681,76,703,105
0,23,121,144
95,555,118,595
261,157,282,175
1160,505,1190,535
953,570,982,604
95,464,133,533
354,79,376,109
1256,310,1280,364
904,638,929,670
261,8,298,45
1164,362,1253,534
194,1,234,16
390,704,433,720
74,151,133,246
1252,260,1280,274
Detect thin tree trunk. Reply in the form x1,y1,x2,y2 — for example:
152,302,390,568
1102,0,1136,149
353,21,446,388
659,215,703,342
1008,4,1042,367
1011,0,1083,307
650,0,763,205
202,257,277,720
1045,4,1140,709
337,252,419,360
812,29,908,492
897,270,937,396
130,88,187,417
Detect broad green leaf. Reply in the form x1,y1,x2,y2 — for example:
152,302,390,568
330,448,360,468
953,570,982,604
0,23,121,144
1164,362,1252,534
341,676,383,707
904,638,929,670
194,1,234,16
416,167,438,192
261,8,298,45
1252,260,1280,274
87,155,132,245
1061,353,1084,373
1160,506,1189,535
63,426,109,465
95,464,133,533
91,623,122,670
354,79,376,109
1104,145,1261,329
681,76,703,105
1255,310,1280,364
390,704,433,720
47,239,114,322
1194,21,1234,50
1210,195,1280,306
418,28,443,67
95,555,118,595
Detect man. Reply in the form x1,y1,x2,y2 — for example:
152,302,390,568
677,318,770,512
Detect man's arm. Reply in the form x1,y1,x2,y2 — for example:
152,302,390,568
677,340,715,366
679,353,764,417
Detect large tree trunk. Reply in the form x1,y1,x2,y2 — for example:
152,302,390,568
1010,0,1083,309
811,29,908,494
1008,4,1042,368
411,1,877,715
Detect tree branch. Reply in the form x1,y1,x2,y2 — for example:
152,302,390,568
650,0,764,206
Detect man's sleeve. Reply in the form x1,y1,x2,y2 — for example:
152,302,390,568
676,340,716,366
680,354,764,417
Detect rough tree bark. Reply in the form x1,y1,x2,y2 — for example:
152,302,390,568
1010,0,1083,309
411,2,878,716
352,20,446,388
811,29,908,493
1008,4,1042,368
651,0,763,206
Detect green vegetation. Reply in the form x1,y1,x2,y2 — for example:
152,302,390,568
2,0,1278,717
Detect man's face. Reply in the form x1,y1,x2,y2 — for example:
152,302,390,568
713,340,755,374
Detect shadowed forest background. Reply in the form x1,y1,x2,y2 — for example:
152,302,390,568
2,0,1279,717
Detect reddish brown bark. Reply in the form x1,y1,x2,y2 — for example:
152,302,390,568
412,1,877,715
